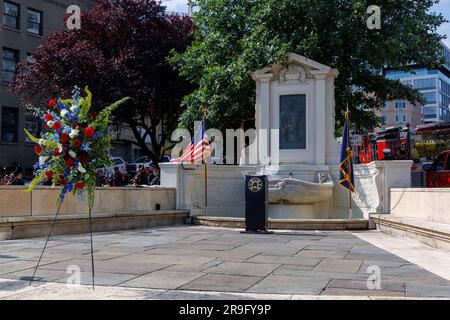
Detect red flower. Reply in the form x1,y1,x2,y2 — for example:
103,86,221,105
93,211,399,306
54,148,61,156
91,112,98,120
53,121,62,131
75,181,84,190
44,114,53,122
44,124,49,130
34,145,42,154
65,158,74,168
73,139,82,148
48,99,57,108
60,133,69,143
45,170,53,180
84,127,95,138
58,175,67,186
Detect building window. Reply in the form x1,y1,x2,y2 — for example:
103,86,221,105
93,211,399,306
1,107,19,143
27,8,42,35
422,92,436,104
395,101,406,109
382,102,389,109
395,114,407,123
414,78,436,90
382,115,389,124
24,113,41,143
1,48,19,83
3,1,20,29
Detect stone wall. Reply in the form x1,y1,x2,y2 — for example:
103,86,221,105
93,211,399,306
0,186,176,218
160,161,412,220
390,188,450,224
0,186,186,240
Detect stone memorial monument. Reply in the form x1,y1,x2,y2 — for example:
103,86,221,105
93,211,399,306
160,54,413,221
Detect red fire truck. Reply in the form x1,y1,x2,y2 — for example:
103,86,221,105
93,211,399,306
358,126,410,164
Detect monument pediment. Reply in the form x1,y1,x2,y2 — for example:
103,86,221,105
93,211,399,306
252,53,338,83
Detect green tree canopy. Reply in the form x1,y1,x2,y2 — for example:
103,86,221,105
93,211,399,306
171,0,447,132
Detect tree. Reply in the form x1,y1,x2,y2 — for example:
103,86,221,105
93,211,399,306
171,0,447,132
12,0,195,163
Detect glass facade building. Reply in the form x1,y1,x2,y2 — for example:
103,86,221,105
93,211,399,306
384,43,450,123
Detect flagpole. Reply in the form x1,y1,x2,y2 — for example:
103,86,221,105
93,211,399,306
346,104,353,220
202,107,208,217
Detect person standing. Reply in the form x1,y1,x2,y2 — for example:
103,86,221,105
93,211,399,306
150,169,160,186
112,167,123,187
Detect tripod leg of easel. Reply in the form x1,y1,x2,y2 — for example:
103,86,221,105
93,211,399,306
29,201,63,286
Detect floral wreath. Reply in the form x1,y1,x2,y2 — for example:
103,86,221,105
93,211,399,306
26,86,129,209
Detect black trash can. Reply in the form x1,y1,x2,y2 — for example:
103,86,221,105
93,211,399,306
244,175,269,232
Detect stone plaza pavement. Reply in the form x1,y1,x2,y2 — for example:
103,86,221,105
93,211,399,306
1,226,450,299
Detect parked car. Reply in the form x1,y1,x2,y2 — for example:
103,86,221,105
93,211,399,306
423,151,450,188
126,155,171,176
96,157,127,177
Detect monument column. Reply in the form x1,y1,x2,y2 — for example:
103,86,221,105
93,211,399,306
254,73,273,164
311,72,327,165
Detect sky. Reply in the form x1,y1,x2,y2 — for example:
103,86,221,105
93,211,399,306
161,0,450,47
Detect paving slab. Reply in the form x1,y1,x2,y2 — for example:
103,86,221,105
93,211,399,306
179,274,263,293
1,268,68,283
272,264,315,274
109,253,215,266
248,255,321,266
40,258,171,275
294,250,347,259
406,284,450,298
314,259,362,273
344,253,407,262
163,260,224,273
321,288,405,297
247,274,330,295
122,270,205,289
204,262,281,277
304,245,352,252
327,279,405,292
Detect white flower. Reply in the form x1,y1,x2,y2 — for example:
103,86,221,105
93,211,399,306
39,156,49,165
61,109,69,117
38,139,46,146
47,120,54,127
70,105,79,112
78,163,86,174
69,150,77,158
69,129,79,138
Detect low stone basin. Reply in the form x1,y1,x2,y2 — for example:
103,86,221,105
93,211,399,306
268,174,334,205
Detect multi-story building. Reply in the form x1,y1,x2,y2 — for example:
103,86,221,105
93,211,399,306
379,100,422,129
380,42,450,129
0,0,96,177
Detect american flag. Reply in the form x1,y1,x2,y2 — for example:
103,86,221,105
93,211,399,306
171,121,211,163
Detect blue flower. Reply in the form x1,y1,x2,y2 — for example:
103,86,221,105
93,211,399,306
57,101,67,110
81,143,91,152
